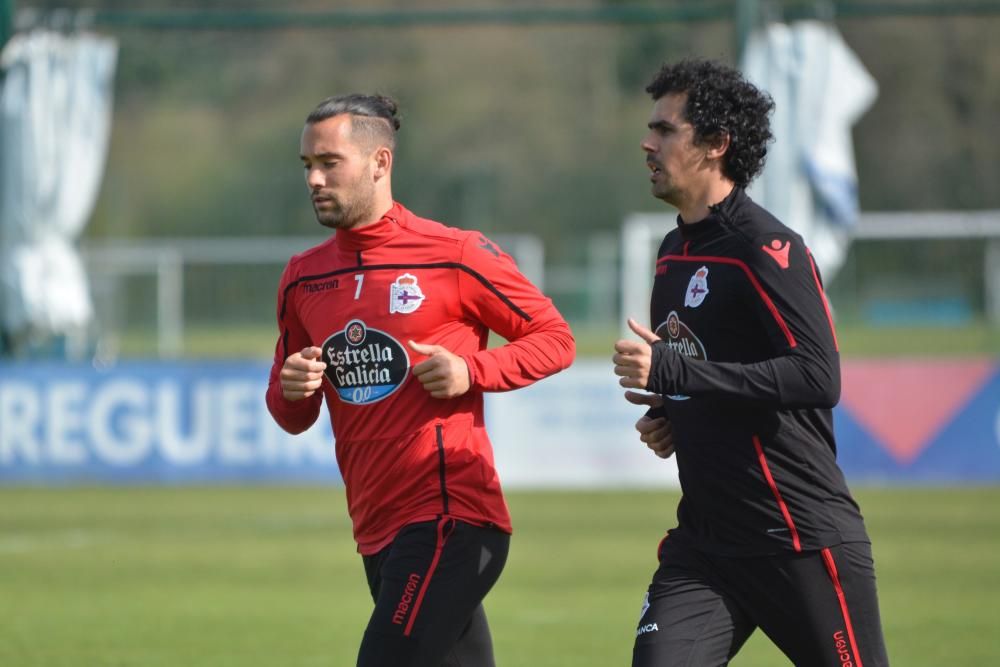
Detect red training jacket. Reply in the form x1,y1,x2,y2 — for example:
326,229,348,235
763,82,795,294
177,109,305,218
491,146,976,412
266,203,575,554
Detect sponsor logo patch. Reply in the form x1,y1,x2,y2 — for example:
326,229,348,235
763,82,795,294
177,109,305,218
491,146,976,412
636,623,659,637
322,319,409,404
655,311,708,401
390,273,425,314
684,266,710,307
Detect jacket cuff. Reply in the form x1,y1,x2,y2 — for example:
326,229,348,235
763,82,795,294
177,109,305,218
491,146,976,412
646,340,673,395
644,405,668,421
461,353,479,390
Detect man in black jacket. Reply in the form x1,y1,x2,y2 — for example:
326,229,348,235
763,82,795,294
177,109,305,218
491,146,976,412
613,59,889,666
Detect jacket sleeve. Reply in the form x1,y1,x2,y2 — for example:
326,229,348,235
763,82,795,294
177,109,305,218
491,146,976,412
265,261,324,434
647,235,840,409
457,234,576,392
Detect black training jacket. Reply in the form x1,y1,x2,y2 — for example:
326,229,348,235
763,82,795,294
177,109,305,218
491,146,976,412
647,187,869,556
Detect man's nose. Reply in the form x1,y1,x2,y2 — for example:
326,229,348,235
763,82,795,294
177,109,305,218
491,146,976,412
306,168,324,189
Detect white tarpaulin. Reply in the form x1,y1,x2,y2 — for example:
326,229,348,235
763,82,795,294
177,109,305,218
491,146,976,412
0,29,117,353
489,360,679,488
741,20,877,282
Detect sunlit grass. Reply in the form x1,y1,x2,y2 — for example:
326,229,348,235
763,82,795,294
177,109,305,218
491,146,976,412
1,487,996,666
105,321,999,360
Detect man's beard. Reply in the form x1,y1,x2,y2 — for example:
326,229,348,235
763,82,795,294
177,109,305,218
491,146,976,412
651,174,681,207
314,186,375,230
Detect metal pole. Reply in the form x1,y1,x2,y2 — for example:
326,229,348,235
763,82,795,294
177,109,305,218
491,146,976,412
0,0,11,357
157,249,184,359
53,1,1000,34
986,239,1000,325
83,5,734,31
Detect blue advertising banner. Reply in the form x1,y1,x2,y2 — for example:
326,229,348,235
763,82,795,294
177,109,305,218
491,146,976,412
0,362,338,484
836,359,1000,483
2,359,999,485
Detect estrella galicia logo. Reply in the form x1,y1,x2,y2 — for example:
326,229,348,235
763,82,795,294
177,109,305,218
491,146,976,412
321,319,409,404
655,311,708,402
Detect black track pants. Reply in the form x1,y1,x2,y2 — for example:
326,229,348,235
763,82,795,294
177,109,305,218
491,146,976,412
632,538,889,666
357,518,510,667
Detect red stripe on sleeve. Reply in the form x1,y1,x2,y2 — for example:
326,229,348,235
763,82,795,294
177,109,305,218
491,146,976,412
806,249,840,352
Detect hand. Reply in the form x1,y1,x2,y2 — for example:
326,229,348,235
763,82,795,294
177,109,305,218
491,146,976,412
613,318,661,390
280,346,327,401
408,340,471,399
624,391,675,459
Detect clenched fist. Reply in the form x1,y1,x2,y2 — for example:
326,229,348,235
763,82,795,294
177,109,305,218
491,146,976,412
280,346,327,401
408,340,471,399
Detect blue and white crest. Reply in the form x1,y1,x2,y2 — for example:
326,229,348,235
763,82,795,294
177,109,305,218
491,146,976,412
390,273,425,314
684,266,710,308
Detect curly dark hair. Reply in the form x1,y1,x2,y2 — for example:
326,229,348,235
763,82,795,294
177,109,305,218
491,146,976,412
646,59,774,187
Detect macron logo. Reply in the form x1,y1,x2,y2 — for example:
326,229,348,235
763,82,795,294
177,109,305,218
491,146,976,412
392,573,422,625
762,239,791,269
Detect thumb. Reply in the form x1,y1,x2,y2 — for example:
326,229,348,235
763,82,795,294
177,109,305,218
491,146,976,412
627,318,660,344
408,340,444,356
301,346,323,360
623,390,662,407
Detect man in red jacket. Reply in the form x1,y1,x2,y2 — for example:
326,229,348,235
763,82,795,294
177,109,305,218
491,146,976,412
267,93,575,667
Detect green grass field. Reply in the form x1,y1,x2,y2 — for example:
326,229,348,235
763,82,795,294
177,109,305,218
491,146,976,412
1,487,998,666
116,321,1000,359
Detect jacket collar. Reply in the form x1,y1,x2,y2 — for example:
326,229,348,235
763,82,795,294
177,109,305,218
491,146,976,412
334,202,406,251
676,186,745,240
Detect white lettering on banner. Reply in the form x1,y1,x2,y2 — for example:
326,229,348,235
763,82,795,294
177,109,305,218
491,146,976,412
0,381,41,464
90,380,152,466
46,382,88,465
0,375,336,471
157,383,213,465
218,381,258,464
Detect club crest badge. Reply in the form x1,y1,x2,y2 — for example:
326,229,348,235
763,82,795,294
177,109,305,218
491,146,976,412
684,266,710,308
389,273,425,314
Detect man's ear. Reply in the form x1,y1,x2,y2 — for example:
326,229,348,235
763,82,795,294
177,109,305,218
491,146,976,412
704,130,731,160
373,145,393,180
